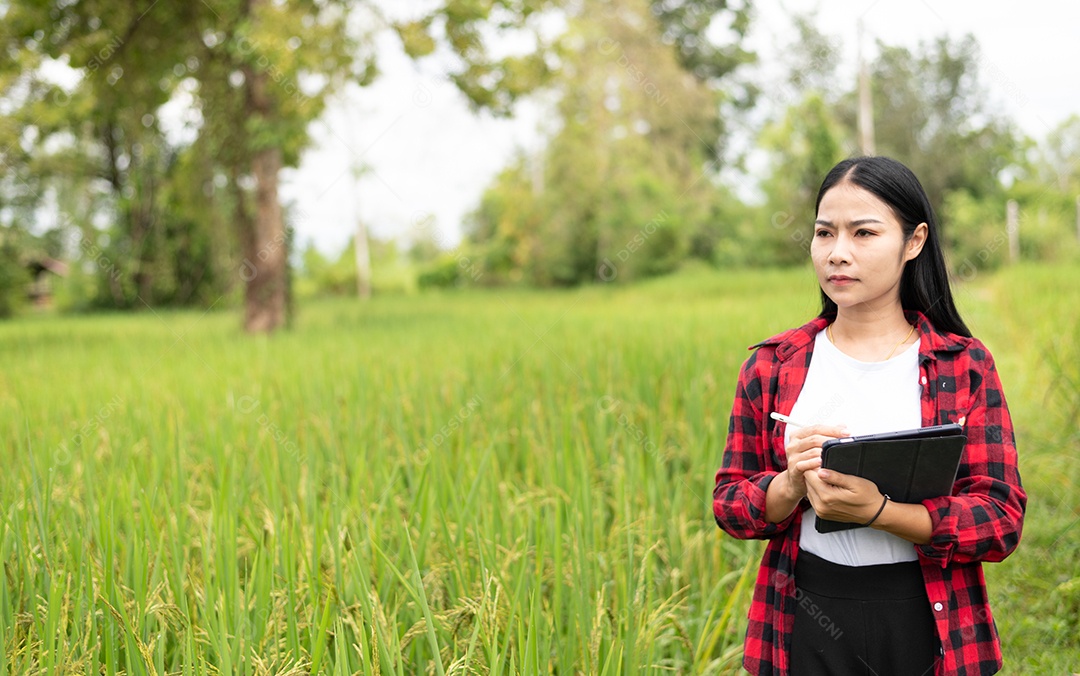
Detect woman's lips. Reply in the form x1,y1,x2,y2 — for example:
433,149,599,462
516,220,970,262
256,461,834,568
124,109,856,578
828,275,856,286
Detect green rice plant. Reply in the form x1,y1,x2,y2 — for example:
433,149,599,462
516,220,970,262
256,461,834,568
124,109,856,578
0,262,1076,672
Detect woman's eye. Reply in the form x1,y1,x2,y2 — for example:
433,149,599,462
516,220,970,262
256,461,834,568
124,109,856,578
856,230,874,237
815,230,830,237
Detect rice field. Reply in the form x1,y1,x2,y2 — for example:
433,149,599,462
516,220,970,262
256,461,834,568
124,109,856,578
0,261,1077,674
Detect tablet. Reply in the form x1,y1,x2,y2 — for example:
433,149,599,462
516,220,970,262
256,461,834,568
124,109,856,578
821,422,964,448
816,423,966,533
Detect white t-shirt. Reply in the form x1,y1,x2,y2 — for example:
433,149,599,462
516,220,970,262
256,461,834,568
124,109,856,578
785,328,923,566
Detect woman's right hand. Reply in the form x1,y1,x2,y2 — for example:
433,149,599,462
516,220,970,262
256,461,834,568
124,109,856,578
783,424,849,500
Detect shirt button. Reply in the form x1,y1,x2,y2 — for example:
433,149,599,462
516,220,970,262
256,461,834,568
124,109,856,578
921,376,928,385
934,602,943,611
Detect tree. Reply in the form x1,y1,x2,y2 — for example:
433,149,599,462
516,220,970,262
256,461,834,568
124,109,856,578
189,0,365,331
1035,114,1080,194
757,93,848,265
754,27,1026,269
0,231,30,318
465,0,755,285
2,0,578,330
991,115,1080,267
1,2,240,310
840,35,1022,225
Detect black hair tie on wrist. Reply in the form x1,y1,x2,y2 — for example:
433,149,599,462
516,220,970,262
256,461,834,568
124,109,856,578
862,494,890,527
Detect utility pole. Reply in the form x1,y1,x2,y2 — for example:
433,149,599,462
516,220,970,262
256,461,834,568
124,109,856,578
1007,199,1020,263
1075,195,1080,244
344,104,372,300
354,204,372,300
530,153,544,196
857,19,876,156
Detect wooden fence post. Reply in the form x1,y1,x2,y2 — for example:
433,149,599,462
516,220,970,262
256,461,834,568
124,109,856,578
1007,199,1019,263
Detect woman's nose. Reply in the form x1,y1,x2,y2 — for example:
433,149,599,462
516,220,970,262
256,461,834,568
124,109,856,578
828,233,852,265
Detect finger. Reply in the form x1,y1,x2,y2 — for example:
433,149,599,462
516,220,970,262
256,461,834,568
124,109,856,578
806,470,842,496
794,457,822,473
791,424,850,441
787,448,820,467
794,434,844,453
816,467,856,489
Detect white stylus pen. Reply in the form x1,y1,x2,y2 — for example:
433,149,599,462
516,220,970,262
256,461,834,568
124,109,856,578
770,411,809,428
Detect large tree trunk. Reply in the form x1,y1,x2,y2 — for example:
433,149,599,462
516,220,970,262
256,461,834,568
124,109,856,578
241,145,287,332
239,22,287,333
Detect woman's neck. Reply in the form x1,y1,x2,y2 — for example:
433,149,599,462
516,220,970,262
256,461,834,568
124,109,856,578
828,306,917,361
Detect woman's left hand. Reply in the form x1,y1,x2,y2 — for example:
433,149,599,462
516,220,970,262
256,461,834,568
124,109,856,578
804,468,884,525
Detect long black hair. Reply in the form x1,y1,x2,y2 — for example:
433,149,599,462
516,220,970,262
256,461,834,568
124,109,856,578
814,156,971,338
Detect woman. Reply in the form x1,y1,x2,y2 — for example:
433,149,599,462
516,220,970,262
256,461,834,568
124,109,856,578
712,156,1026,675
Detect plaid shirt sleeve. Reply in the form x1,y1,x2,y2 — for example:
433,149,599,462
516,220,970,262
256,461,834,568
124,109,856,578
918,340,1026,567
713,347,800,539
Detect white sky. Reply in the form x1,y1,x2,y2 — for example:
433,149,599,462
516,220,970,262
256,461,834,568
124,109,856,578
280,1,1080,258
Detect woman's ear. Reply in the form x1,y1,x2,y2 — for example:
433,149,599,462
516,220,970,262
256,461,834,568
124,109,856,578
905,223,928,262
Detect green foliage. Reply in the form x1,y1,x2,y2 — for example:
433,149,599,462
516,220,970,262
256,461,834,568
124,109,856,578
958,263,1080,672
0,264,814,672
941,189,1011,272
2,0,573,321
1,263,1078,669
649,0,755,84
943,186,1080,276
298,242,359,296
3,2,1077,313
754,26,1040,273
395,18,438,58
0,233,30,318
1,1,238,309
1036,114,1080,193
847,35,1022,223
417,253,467,289
0,0,372,317
297,238,417,297
467,0,752,286
695,185,760,267
944,112,1080,276
757,93,848,265
466,157,541,284
1010,190,1080,264
401,0,561,116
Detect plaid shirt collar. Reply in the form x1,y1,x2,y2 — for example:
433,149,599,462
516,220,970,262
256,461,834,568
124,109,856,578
749,309,971,362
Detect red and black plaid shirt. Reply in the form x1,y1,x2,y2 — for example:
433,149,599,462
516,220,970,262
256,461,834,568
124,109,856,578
713,310,1026,675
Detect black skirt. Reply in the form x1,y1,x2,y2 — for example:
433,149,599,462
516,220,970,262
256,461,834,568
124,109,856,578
790,550,941,676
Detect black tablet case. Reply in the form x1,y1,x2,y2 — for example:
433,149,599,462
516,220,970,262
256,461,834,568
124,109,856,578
815,424,966,533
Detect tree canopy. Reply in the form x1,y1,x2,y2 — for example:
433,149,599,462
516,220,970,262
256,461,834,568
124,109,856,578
1,3,1077,313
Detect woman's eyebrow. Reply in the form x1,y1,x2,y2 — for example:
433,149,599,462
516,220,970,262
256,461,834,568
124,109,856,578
814,218,885,227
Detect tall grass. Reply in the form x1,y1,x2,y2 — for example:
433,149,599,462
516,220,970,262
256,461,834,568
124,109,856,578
0,261,1076,672
959,263,1080,671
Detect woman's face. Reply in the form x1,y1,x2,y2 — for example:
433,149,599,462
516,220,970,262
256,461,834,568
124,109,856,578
811,180,927,312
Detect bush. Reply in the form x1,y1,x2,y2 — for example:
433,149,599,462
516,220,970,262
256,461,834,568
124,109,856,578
0,241,29,318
